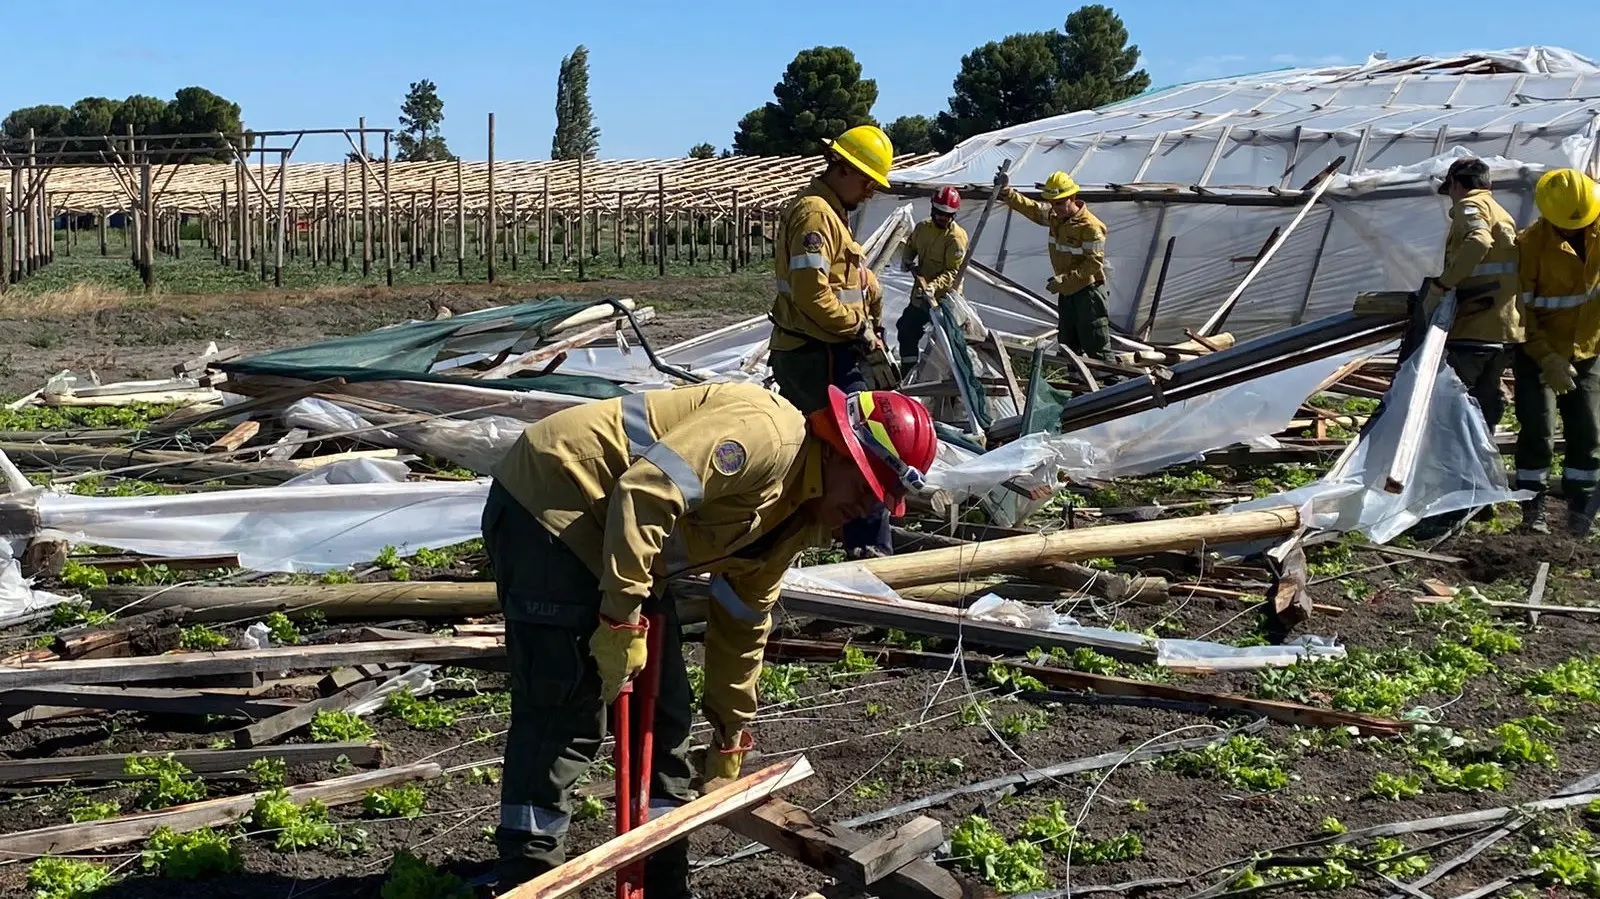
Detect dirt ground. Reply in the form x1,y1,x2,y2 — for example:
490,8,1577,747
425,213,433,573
0,275,762,397
0,280,1598,898
1,529,1597,898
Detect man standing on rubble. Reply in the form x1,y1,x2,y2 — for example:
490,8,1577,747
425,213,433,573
1511,168,1600,534
895,186,969,367
1424,157,1523,431
767,124,899,558
994,168,1113,361
483,380,938,897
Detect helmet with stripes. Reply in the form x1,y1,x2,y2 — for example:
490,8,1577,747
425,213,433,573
812,386,938,516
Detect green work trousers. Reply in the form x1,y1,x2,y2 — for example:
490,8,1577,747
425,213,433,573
1445,344,1509,436
481,481,697,893
1511,348,1600,503
1057,284,1112,361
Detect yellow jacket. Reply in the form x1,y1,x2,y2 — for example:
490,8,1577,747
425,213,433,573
901,219,969,297
1518,219,1600,362
1001,187,1107,294
768,177,884,352
1431,189,1522,344
491,382,830,739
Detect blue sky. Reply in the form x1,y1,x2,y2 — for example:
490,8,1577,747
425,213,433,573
6,0,1597,163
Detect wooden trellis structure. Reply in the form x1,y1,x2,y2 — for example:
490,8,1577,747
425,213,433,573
1,113,936,291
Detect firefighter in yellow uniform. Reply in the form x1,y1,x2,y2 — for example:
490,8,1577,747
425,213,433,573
1511,168,1600,534
895,186,969,366
1424,157,1523,431
995,168,1113,360
484,380,939,897
767,124,897,557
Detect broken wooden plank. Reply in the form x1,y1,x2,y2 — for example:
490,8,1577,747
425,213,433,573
1359,544,1464,565
263,427,310,462
0,685,296,720
0,741,384,785
89,582,502,622
0,760,434,858
53,607,190,660
74,553,241,574
232,673,384,749
766,639,1405,736
173,345,242,376
501,756,815,899
151,377,347,434
845,816,946,886
0,636,504,690
728,799,990,899
205,420,260,454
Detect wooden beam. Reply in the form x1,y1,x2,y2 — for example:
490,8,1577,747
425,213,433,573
832,507,1301,590
0,741,383,784
0,636,503,690
501,756,815,899
0,685,294,719
846,816,946,886
726,799,992,899
90,582,500,622
205,420,260,453
0,761,435,859
231,672,383,748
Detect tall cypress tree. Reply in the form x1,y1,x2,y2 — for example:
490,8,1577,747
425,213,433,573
552,45,600,160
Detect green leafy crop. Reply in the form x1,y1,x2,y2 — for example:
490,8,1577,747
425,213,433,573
949,815,1050,893
123,754,207,809
140,826,242,879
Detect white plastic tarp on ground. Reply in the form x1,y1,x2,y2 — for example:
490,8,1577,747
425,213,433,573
1230,342,1528,542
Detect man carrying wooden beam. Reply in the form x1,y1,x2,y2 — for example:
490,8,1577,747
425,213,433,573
895,186,969,368
482,381,937,896
1510,168,1600,535
996,168,1114,361
766,123,900,559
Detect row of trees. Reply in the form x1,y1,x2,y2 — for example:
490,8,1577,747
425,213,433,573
725,4,1147,157
1,88,245,159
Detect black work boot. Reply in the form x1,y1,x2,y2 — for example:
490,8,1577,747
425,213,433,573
643,840,697,899
1520,493,1551,535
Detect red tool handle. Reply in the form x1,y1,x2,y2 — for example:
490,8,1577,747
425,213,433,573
614,612,665,899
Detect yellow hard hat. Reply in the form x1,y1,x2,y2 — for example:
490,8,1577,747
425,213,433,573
826,125,893,188
1534,167,1600,230
1040,171,1080,201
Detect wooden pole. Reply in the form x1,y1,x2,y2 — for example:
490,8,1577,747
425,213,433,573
407,191,418,268
455,159,465,278
359,117,372,277
615,190,624,268
273,152,287,287
486,112,496,283
656,173,666,276
429,176,439,272
540,176,550,268
340,163,350,272
0,186,7,291
139,164,154,290
382,131,393,286
576,154,585,280
812,506,1302,590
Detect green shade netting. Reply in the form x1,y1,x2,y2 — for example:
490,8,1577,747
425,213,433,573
217,297,630,400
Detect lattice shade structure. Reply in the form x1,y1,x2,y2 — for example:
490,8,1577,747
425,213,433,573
38,153,938,215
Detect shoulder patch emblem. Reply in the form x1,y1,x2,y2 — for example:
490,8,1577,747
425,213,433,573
802,231,824,252
713,440,747,476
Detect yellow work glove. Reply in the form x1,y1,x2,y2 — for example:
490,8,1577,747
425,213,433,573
1045,275,1065,294
1540,354,1578,395
588,615,649,704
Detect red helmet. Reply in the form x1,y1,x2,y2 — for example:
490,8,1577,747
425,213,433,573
812,386,938,516
931,186,961,214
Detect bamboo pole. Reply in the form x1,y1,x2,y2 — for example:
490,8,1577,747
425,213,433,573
812,507,1302,590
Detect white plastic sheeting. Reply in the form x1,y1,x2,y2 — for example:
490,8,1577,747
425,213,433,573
35,477,491,573
857,46,1600,342
925,345,1374,505
1231,343,1529,543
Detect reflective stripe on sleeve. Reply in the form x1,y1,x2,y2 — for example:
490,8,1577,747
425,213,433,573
619,392,654,458
790,253,827,270
1529,293,1589,310
1471,261,1515,276
642,442,705,512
